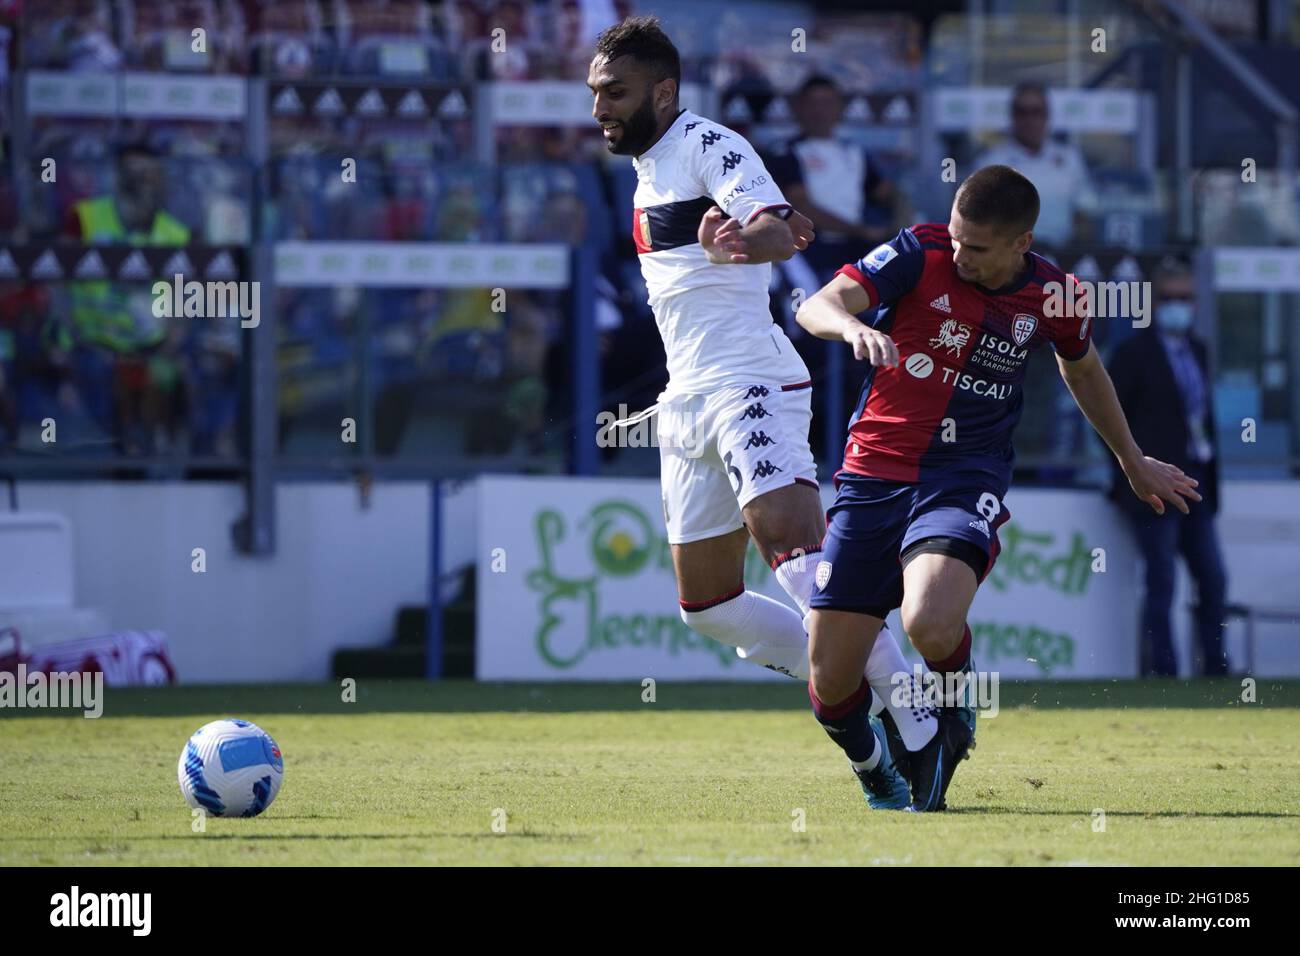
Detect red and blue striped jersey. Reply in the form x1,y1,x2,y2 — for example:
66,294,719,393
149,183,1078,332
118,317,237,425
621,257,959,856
835,223,1092,485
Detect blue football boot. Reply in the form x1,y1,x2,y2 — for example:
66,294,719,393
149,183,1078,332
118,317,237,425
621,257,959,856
907,710,973,812
853,716,912,810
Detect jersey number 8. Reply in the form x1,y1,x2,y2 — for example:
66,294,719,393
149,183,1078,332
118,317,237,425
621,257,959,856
976,492,1002,523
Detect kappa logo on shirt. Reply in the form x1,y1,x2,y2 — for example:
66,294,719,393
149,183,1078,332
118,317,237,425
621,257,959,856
699,129,729,152
720,150,746,172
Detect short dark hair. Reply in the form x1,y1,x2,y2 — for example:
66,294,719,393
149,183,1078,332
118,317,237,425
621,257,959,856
1011,81,1048,104
593,15,681,89
798,74,841,98
955,165,1040,236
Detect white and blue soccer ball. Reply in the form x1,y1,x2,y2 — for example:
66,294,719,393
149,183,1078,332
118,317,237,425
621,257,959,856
178,719,284,818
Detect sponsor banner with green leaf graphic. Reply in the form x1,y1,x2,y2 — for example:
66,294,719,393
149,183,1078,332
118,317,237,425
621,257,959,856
477,476,1138,680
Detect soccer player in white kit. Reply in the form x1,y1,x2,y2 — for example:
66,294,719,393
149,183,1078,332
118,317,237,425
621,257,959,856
588,17,927,809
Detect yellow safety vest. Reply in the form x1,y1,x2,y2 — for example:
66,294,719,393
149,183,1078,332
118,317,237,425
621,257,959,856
68,196,191,352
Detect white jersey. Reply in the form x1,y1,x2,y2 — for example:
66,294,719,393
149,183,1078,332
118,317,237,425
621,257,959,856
632,109,809,397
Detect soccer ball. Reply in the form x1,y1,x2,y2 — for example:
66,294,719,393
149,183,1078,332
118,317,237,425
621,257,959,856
178,719,284,818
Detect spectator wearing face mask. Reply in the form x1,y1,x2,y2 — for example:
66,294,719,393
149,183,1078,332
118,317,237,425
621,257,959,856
1106,257,1228,677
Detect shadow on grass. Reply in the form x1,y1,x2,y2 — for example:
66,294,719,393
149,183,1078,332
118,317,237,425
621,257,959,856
941,808,1300,818
2,679,1297,719
0,831,593,842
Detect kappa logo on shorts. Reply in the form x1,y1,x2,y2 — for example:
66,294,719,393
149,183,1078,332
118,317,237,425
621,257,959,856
751,460,783,480
737,403,771,421
744,385,770,398
968,517,991,537
743,431,775,449
815,560,832,590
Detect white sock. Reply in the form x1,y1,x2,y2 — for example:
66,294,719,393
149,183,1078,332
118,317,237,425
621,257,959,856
681,589,806,677
867,629,938,752
849,736,882,772
772,547,822,615
734,547,823,677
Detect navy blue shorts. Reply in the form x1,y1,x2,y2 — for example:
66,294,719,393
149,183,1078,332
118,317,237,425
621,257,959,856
809,472,1012,617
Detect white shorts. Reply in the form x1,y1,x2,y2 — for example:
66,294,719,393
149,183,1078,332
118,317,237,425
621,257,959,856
657,381,818,545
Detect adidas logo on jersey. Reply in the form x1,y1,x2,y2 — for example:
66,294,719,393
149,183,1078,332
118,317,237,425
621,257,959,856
930,293,952,313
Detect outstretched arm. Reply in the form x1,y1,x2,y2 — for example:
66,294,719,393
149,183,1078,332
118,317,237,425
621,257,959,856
795,273,899,367
1057,342,1201,515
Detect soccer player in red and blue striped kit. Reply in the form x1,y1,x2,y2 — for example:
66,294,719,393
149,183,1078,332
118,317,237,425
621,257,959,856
796,165,1201,811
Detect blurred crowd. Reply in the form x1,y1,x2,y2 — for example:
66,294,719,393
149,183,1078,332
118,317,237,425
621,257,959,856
0,0,1292,474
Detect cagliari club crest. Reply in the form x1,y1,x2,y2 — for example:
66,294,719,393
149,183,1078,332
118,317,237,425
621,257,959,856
1012,313,1038,346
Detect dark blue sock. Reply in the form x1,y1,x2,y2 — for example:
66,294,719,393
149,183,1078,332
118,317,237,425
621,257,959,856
809,677,879,764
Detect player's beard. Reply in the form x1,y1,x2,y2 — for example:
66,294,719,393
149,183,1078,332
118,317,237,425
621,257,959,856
604,92,659,157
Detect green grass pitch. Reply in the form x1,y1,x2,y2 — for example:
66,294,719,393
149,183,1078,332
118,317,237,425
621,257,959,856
2,680,1298,866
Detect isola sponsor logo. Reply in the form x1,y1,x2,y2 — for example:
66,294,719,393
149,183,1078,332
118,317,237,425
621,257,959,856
969,331,1029,375
940,366,1013,399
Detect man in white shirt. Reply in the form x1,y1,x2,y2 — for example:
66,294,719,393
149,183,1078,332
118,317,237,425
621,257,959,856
771,75,902,255
588,16,929,811
975,83,1097,250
